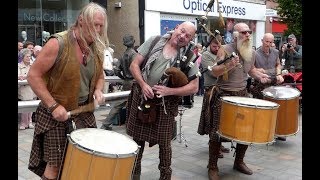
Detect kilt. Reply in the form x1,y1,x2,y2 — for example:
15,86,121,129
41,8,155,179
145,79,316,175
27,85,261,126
197,86,214,135
126,83,180,147
28,102,96,177
209,86,248,141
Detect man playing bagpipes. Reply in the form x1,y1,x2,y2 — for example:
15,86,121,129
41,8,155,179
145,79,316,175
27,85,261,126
126,21,199,180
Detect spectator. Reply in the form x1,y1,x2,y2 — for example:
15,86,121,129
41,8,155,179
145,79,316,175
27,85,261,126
286,34,302,72
18,48,37,130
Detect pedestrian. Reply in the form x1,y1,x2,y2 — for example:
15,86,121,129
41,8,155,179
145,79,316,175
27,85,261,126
126,21,199,180
197,33,230,158
100,34,137,130
27,2,108,179
207,22,270,179
250,33,284,140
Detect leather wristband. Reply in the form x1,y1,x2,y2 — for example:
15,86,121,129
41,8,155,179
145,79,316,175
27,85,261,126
47,102,59,114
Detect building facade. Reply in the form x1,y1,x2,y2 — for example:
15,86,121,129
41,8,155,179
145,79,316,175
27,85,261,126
18,0,270,58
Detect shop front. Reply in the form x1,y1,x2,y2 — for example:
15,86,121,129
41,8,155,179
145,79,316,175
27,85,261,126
18,0,91,46
144,0,266,48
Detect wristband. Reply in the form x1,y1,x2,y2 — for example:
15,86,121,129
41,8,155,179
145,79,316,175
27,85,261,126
47,102,59,113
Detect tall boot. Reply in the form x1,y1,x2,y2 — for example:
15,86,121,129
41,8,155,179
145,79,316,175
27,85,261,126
233,144,253,175
207,140,221,180
132,140,145,180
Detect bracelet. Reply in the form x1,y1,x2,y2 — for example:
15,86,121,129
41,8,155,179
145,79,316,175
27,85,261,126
47,102,59,114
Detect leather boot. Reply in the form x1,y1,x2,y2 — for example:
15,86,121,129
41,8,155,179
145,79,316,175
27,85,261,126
208,140,221,180
220,145,230,153
218,145,230,158
218,149,224,158
233,144,253,175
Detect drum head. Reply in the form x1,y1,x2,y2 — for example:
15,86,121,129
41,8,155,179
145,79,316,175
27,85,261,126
262,86,301,100
221,96,279,109
69,128,138,157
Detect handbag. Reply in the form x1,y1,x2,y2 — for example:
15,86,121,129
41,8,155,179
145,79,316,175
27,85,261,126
137,100,157,124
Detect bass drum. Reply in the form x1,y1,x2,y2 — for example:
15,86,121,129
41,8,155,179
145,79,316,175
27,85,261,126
60,128,139,180
218,96,279,145
262,86,301,137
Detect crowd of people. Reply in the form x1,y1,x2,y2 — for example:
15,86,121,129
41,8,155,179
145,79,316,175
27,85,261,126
18,2,302,180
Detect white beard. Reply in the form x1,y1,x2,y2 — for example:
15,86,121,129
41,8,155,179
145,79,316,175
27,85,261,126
237,38,253,62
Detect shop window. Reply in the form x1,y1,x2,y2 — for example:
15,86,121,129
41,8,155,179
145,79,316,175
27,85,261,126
18,0,90,45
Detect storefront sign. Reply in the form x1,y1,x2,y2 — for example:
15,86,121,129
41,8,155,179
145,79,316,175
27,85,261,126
145,0,266,21
18,9,78,23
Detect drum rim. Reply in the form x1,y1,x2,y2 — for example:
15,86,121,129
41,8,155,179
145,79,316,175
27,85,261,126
216,131,275,146
221,96,279,109
262,86,301,100
67,129,139,158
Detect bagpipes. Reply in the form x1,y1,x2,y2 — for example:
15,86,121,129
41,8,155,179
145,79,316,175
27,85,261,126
137,42,198,114
138,52,237,114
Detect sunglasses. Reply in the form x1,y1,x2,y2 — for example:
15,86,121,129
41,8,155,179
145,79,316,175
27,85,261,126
240,31,252,35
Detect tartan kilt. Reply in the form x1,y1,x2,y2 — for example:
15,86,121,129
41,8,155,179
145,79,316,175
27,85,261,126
197,86,214,135
28,102,96,177
209,87,248,142
126,83,180,147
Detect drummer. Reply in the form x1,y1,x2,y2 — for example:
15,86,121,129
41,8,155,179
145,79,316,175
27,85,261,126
206,22,270,179
250,33,285,140
27,3,108,179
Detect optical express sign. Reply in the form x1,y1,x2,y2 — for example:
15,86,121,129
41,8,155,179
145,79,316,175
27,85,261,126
145,0,266,21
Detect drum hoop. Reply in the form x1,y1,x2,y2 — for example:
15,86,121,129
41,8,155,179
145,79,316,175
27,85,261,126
275,127,300,137
262,86,301,100
262,94,300,101
221,99,279,110
67,134,139,158
217,131,275,146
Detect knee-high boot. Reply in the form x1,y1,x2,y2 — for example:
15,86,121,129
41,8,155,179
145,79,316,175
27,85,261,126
132,140,145,180
233,143,253,175
207,140,221,180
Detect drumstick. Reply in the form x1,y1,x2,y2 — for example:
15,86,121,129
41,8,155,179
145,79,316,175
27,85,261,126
67,100,99,118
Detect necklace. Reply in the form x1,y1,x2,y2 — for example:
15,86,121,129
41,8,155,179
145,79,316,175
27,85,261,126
73,30,87,66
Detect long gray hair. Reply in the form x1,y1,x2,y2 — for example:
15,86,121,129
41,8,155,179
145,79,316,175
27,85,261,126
71,2,109,60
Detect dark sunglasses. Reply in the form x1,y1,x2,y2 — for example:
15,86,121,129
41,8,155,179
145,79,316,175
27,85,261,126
240,30,252,35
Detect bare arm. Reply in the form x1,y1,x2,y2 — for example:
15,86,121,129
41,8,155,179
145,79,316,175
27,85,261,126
129,53,154,100
248,65,270,84
27,38,59,108
275,57,284,83
93,69,106,104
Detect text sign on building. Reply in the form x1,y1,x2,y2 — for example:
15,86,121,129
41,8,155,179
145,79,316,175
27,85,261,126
145,0,266,21
265,8,277,16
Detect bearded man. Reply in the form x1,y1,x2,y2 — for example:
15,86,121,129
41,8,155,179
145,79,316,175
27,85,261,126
205,22,270,180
